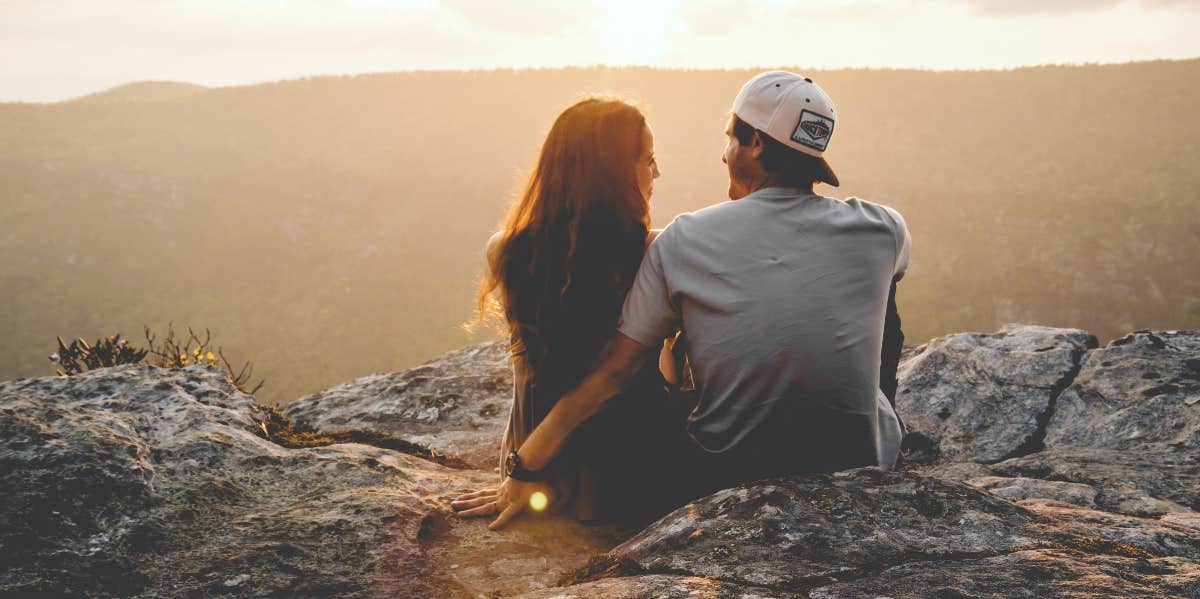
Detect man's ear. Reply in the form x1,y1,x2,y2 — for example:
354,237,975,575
750,131,766,160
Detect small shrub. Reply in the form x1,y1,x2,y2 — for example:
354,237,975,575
143,322,265,395
49,322,265,396
49,333,148,375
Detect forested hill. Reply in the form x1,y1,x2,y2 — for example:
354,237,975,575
2,60,1197,406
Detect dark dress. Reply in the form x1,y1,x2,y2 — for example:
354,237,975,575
498,337,680,524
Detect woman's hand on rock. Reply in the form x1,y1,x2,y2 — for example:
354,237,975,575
450,478,542,530
450,487,500,517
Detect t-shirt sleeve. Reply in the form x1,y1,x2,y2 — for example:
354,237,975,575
882,205,911,281
617,229,680,348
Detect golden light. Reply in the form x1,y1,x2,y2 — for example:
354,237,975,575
529,491,549,512
594,0,671,66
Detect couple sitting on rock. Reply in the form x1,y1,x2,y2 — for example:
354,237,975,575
452,72,910,530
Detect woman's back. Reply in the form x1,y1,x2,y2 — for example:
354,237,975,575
497,228,671,522
475,97,676,523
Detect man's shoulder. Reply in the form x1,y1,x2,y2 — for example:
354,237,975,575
656,200,736,244
840,196,908,232
840,195,892,213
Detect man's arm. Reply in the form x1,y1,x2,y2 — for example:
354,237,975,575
455,223,679,528
879,203,910,411
460,333,655,529
879,279,904,408
517,332,655,471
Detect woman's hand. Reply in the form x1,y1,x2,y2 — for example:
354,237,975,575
450,477,545,530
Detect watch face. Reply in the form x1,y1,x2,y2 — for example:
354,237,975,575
504,450,518,476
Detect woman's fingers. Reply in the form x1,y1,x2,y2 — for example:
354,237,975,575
456,502,501,518
451,493,499,511
453,488,498,502
489,502,523,530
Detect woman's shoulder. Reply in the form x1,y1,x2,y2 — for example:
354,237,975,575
486,230,504,254
486,230,505,272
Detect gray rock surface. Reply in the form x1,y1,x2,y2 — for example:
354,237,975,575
562,469,1200,597
514,575,796,598
970,476,1099,508
421,509,630,597
592,469,1040,590
900,325,1200,519
0,363,622,598
992,330,1200,515
1165,512,1200,531
896,324,1097,463
989,448,1198,516
283,341,511,469
807,549,1200,599
6,326,1200,597
1017,498,1200,560
1044,329,1200,450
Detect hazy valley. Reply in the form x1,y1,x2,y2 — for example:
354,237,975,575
2,61,1197,406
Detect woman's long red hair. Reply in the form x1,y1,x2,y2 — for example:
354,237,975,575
478,97,650,382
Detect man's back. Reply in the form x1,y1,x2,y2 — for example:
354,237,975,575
618,186,909,471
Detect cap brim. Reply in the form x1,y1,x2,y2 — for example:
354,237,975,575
817,156,840,187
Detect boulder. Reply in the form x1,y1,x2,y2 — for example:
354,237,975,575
514,575,795,598
899,326,1200,518
283,342,511,469
1043,329,1200,450
561,468,1200,597
594,469,1038,590
0,363,619,598
969,476,1099,508
421,509,630,597
988,447,1198,516
985,330,1200,515
807,550,1200,599
896,324,1097,463
1165,512,1200,531
7,327,1200,598
1018,498,1200,560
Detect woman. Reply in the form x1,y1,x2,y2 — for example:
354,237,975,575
452,96,678,524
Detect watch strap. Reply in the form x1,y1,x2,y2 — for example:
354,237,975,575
505,449,545,482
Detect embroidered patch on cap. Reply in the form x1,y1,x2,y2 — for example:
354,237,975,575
791,110,834,152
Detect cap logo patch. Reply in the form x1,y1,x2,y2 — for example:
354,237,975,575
800,120,829,140
791,110,834,152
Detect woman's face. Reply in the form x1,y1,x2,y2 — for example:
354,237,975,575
635,124,660,202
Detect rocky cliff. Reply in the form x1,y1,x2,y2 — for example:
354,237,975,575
2,324,1198,597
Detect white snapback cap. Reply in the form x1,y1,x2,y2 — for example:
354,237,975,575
732,70,840,187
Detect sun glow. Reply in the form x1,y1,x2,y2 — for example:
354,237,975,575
529,491,549,512
593,0,675,65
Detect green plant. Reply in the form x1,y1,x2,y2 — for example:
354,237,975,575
142,322,265,395
49,333,149,375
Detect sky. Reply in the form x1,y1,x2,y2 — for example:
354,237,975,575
2,0,1198,102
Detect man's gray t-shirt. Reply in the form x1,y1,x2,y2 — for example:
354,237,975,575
617,187,910,468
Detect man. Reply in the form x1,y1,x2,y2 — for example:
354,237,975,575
453,71,909,529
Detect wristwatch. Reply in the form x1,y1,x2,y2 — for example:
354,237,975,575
504,449,545,482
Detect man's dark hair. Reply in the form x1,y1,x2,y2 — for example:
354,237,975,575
731,114,826,187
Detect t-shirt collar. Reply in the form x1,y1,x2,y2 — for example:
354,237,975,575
741,186,821,202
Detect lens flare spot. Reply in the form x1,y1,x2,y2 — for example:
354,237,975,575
529,491,549,512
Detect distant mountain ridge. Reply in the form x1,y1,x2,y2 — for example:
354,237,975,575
1,59,1197,407
68,81,208,104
